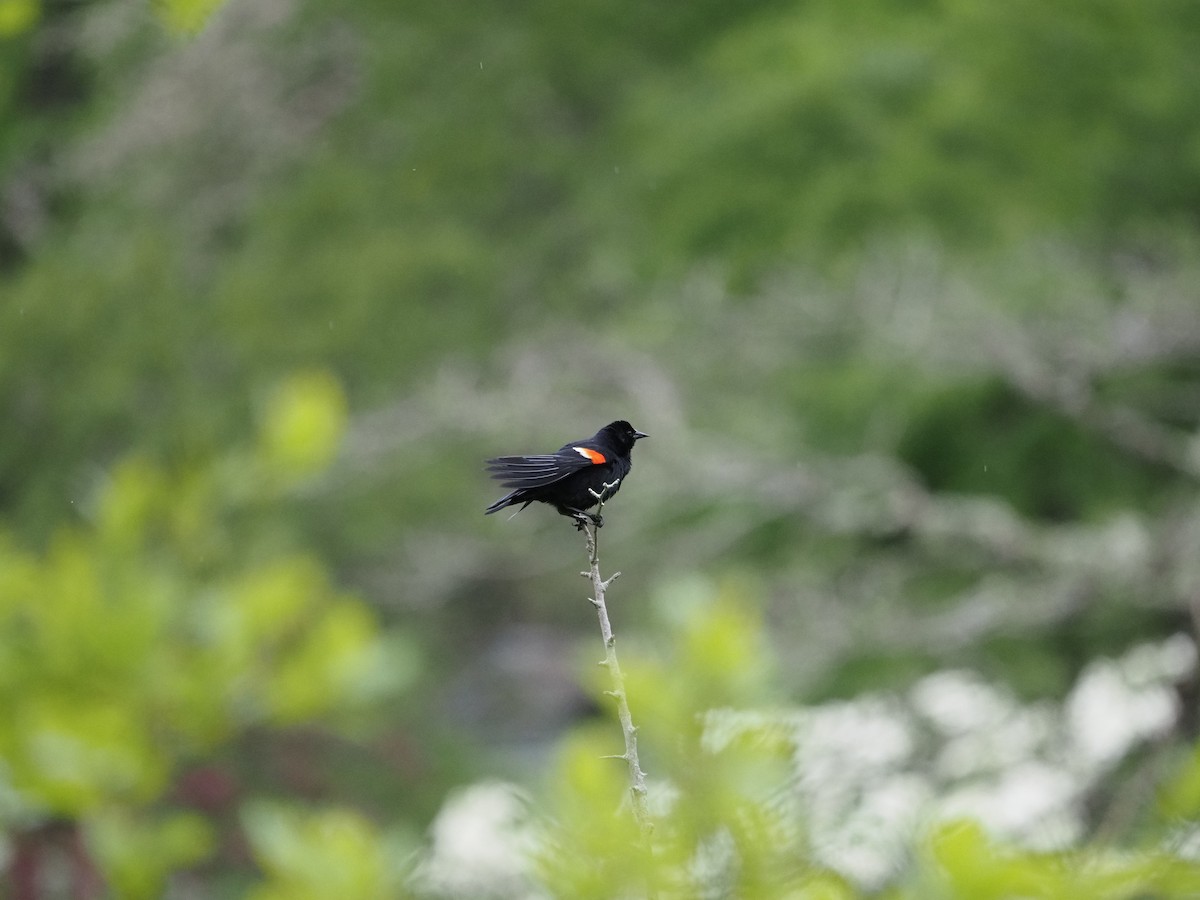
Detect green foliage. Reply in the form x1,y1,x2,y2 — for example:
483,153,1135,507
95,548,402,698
0,371,413,885
0,0,37,37
923,820,1200,899
618,0,1200,270
242,802,413,899
898,378,1173,521
540,581,817,898
1159,746,1200,821
151,0,227,34
89,809,215,900
2,0,1200,893
258,369,349,483
532,585,1200,899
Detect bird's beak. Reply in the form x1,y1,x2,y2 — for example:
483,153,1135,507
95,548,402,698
633,431,649,440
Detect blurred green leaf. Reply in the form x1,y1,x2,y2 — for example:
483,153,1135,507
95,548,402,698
1159,745,1200,820
0,407,408,888
0,0,37,36
243,801,412,900
258,370,348,481
151,0,226,34
89,809,214,900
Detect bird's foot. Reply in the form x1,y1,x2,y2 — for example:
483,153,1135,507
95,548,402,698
565,509,603,530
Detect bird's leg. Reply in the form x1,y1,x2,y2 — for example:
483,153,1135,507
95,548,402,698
559,506,595,530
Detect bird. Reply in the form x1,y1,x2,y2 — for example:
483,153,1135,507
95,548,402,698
484,420,648,528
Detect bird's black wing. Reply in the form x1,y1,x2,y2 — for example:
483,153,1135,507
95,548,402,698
485,444,607,490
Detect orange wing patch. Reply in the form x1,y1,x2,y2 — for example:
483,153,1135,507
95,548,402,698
573,446,607,464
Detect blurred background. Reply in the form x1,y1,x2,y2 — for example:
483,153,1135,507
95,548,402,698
3,0,1200,896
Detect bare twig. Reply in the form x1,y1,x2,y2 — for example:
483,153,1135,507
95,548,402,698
581,482,653,842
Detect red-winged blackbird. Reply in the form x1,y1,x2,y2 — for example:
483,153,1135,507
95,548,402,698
485,420,648,528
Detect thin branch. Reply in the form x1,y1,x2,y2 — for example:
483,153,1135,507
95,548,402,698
581,482,653,843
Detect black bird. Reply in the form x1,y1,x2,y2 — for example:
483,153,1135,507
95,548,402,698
485,420,648,527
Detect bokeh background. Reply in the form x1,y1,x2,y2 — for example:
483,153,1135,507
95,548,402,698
3,0,1200,896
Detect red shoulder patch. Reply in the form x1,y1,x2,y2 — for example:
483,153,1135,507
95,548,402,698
573,446,607,464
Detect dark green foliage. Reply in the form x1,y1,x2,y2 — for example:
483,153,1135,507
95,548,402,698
616,0,1200,272
898,378,1176,521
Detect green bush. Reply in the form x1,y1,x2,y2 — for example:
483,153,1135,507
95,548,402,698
0,371,414,892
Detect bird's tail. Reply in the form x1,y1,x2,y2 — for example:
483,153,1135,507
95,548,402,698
485,492,531,515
